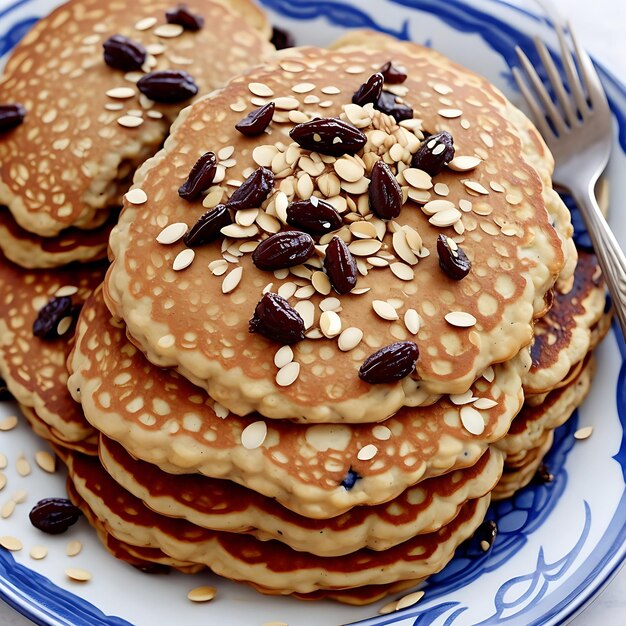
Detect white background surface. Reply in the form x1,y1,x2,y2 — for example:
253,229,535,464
0,0,625,624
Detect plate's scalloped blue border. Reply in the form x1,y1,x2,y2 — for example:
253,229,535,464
0,1,625,625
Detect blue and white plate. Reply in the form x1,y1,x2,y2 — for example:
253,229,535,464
0,1,624,625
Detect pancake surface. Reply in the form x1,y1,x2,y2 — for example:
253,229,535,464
105,42,571,423
0,0,273,237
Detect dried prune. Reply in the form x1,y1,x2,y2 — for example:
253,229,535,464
32,296,73,339
183,205,232,247
437,234,471,280
289,118,367,157
359,341,419,384
375,91,413,123
249,293,305,344
166,4,204,30
137,70,198,103
103,34,146,71
323,236,357,295
227,167,274,210
178,152,217,201
0,103,26,132
411,131,455,176
252,231,315,271
369,160,402,219
379,61,407,84
286,198,342,235
235,102,275,137
29,497,81,534
271,26,295,50
352,73,384,106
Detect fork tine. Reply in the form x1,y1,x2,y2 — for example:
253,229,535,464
512,65,554,139
533,36,577,128
555,22,590,117
568,22,610,113
515,46,567,136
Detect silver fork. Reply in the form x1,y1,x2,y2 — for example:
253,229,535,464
513,21,626,337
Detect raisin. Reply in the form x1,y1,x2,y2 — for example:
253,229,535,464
103,34,147,71
166,4,204,30
286,198,342,235
29,498,81,534
252,231,315,271
411,131,455,176
375,91,413,123
235,102,275,137
289,118,367,157
359,341,419,384
437,235,471,280
369,160,402,219
178,152,217,201
137,70,198,103
0,103,26,133
271,25,295,50
340,468,361,490
323,236,357,295
352,73,384,106
133,563,172,574
33,296,73,339
379,61,407,84
249,292,305,344
463,520,498,556
532,463,554,485
0,377,12,401
183,205,232,247
227,167,274,210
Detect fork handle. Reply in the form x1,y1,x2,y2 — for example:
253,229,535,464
571,184,626,339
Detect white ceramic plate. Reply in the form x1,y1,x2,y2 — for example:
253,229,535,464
0,1,625,625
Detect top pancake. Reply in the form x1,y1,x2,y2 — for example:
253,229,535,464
105,41,572,422
0,0,273,237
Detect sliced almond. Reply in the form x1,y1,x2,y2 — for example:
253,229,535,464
372,300,399,321
221,267,243,294
320,311,342,338
445,311,477,328
275,361,301,387
187,586,217,603
65,568,92,582
156,223,187,245
241,421,267,449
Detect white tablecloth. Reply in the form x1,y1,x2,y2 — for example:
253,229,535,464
0,0,624,623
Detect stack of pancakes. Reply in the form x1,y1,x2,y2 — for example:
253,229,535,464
0,4,611,607
0,0,273,268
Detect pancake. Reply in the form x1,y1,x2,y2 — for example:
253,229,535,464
0,255,104,444
0,0,273,237
524,309,610,407
523,251,605,395
498,356,595,459
104,41,572,424
0,207,114,268
493,431,554,500
69,495,425,605
69,287,526,518
99,435,503,556
19,404,98,455
64,448,490,596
